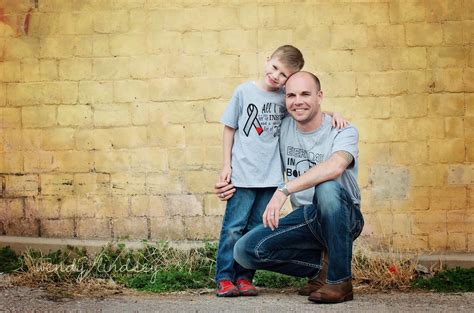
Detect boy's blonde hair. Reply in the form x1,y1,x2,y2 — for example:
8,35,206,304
271,45,305,71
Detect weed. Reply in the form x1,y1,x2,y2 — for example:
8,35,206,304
412,267,474,292
0,246,22,273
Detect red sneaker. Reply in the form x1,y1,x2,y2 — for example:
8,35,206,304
236,279,258,296
216,280,240,297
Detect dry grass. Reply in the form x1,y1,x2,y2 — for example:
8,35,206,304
352,243,420,291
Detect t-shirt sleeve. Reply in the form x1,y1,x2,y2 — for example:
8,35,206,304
220,88,241,129
331,126,359,164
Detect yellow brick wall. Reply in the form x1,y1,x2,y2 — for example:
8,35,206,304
0,0,473,252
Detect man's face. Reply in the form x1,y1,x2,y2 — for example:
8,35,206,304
285,72,323,126
262,57,297,91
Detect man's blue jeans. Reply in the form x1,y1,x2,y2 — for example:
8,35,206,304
234,180,364,283
215,187,276,283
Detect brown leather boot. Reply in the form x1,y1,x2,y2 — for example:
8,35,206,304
308,279,353,303
297,252,328,296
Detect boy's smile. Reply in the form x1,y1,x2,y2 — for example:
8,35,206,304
260,57,296,92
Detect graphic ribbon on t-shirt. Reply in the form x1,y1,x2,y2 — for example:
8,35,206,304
243,103,263,136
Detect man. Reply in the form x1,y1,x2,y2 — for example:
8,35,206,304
215,71,364,303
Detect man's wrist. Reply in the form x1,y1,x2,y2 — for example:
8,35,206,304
277,184,291,197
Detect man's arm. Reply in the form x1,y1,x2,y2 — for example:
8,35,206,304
262,150,354,230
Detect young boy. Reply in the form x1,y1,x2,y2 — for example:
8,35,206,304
215,45,344,297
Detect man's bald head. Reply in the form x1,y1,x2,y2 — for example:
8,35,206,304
286,71,321,91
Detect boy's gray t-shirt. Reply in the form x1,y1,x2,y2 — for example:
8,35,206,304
220,82,286,187
280,114,361,208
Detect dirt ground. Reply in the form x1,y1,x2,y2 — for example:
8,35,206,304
1,274,473,312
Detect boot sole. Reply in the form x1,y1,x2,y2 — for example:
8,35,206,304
308,292,353,303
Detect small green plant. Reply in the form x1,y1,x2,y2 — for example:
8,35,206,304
253,270,305,288
412,267,474,292
0,246,22,273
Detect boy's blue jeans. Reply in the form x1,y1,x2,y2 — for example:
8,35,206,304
215,187,276,283
233,180,364,283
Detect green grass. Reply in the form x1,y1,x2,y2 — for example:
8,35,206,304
412,267,474,292
0,246,22,273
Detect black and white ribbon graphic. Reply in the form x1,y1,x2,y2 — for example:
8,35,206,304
243,103,263,136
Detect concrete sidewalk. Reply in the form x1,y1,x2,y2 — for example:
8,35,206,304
1,279,473,313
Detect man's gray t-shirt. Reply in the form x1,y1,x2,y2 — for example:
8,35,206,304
280,114,361,208
220,82,286,187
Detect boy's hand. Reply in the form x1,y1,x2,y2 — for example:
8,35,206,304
331,112,349,129
214,181,236,201
219,165,232,183
262,190,287,230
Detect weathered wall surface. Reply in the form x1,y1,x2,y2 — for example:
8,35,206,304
0,0,473,252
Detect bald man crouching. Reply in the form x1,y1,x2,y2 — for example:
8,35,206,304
215,71,364,303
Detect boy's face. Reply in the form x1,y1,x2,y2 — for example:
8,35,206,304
263,57,297,91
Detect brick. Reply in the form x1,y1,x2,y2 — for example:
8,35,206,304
447,210,473,233
391,94,428,118
357,72,407,96
74,173,110,195
392,213,411,234
97,196,128,218
202,54,239,78
41,219,74,238
3,61,21,82
444,117,464,138
40,36,76,58
412,211,446,235
129,55,166,79
93,103,130,127
150,216,185,240
60,197,76,218
35,196,61,219
442,22,463,45
447,165,474,185
204,99,226,123
94,151,131,172
182,31,219,55
0,152,23,173
312,50,352,72
3,130,22,151
165,194,203,217
389,0,425,23
113,217,148,239
203,194,226,216
77,218,111,239
469,141,474,162
427,47,467,68
359,143,390,165
59,58,92,80
406,23,443,46
130,148,168,172
130,195,166,217
149,78,219,101
184,216,221,240
58,105,92,127
466,117,474,139
130,102,150,125
110,34,146,56
391,142,428,164
447,233,466,251
77,196,104,218
293,25,331,50
465,68,474,92
204,146,222,170
406,118,445,140
93,127,147,149
407,70,428,94
51,151,94,172
0,199,24,219
468,94,474,116
113,80,148,102
4,219,39,237
331,25,367,49
150,113,180,142
429,232,448,250
368,24,405,47
352,49,391,72
429,93,464,116
39,60,59,81
430,186,467,211
410,165,444,187
21,58,41,82
147,31,182,54
92,57,129,80
356,119,405,143
318,72,356,97
429,139,465,163
41,128,75,150
219,30,257,53
94,11,129,33
185,123,222,146
392,187,430,211
8,82,77,106
370,165,409,200
92,35,111,56
78,81,113,104
391,48,427,69
146,172,183,195
111,172,146,195
23,151,54,173
0,108,21,128
183,170,217,194
5,175,38,197
425,0,462,22
4,37,39,60
40,173,74,196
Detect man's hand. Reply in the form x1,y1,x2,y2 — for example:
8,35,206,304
214,180,236,201
262,190,288,230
